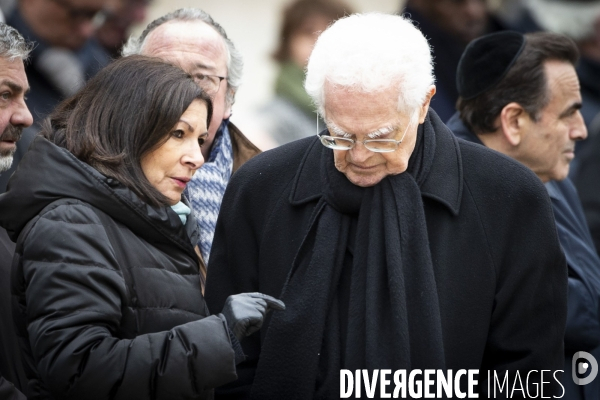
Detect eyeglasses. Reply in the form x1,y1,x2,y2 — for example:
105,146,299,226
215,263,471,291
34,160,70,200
193,74,226,96
49,0,108,28
319,117,414,153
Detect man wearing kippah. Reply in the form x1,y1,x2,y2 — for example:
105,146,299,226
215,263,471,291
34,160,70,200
206,14,567,398
448,30,600,400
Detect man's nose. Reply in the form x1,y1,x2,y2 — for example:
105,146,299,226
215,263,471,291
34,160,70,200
571,112,588,141
11,102,33,128
349,142,371,163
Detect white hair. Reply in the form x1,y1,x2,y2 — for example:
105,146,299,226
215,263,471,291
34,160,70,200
305,12,434,117
0,22,32,61
122,8,243,107
526,0,600,41
0,155,13,173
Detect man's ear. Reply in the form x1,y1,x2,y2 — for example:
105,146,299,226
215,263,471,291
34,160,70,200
418,85,436,123
499,102,529,146
223,88,234,119
223,105,232,119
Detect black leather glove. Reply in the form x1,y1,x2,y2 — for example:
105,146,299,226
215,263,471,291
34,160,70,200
221,292,285,341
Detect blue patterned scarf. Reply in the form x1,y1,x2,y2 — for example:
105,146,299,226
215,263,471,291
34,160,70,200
185,120,234,263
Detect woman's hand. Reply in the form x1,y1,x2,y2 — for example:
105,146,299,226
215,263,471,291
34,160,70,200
221,293,285,341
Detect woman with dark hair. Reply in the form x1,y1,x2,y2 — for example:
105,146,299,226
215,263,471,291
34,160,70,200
257,0,352,147
0,55,284,399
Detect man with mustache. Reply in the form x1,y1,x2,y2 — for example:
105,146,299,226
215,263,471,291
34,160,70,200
0,21,33,400
447,31,600,400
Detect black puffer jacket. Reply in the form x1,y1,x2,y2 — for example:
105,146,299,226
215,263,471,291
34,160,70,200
0,136,238,399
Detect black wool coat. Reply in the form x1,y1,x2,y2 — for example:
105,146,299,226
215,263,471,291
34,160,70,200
205,111,568,398
0,137,238,399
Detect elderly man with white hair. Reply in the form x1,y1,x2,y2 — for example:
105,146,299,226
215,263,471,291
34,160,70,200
205,13,567,398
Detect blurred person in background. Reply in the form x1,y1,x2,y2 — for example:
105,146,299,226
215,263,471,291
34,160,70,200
96,0,151,58
0,0,15,20
0,0,114,193
448,31,600,400
403,0,507,122
123,9,261,264
7,0,112,121
0,21,32,400
257,0,352,147
0,55,284,400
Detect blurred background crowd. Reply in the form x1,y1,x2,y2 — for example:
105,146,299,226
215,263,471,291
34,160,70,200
2,0,599,147
0,0,599,247
0,0,598,145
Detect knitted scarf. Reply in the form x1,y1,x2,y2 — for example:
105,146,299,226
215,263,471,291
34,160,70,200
251,112,447,399
185,120,234,263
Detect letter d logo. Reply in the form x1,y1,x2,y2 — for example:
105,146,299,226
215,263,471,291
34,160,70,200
573,351,598,385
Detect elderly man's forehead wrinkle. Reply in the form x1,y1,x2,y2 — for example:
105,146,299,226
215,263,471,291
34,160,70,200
141,21,228,65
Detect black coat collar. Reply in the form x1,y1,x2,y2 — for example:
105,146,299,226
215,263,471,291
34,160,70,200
289,111,463,216
0,136,198,258
446,112,485,146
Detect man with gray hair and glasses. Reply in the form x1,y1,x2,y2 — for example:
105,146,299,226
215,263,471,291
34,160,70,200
0,22,33,400
123,9,260,266
205,13,567,398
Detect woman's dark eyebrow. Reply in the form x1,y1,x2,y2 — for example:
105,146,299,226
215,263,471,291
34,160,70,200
179,119,194,131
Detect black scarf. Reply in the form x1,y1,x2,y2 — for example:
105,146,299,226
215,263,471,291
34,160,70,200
252,112,447,399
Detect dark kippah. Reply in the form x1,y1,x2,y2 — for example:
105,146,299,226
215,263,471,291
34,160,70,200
456,31,526,100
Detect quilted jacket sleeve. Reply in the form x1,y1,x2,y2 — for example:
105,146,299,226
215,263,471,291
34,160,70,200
17,201,237,399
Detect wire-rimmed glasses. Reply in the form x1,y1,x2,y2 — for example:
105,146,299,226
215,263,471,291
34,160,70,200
193,74,226,97
318,116,414,153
